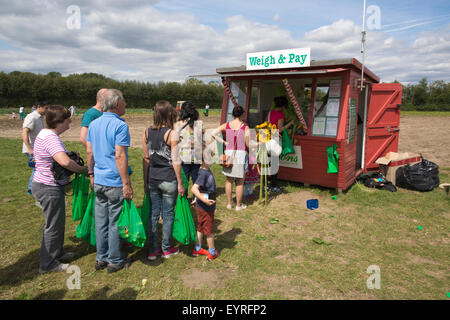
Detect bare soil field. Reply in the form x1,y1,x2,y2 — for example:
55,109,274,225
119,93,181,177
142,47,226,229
1,113,449,167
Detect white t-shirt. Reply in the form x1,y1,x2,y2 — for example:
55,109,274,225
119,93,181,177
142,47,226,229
22,111,45,154
19,107,24,113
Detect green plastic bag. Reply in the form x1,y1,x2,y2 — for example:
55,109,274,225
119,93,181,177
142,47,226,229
72,172,90,221
172,195,198,245
140,193,151,234
75,191,96,246
181,167,189,191
118,199,147,248
327,144,339,173
281,129,295,156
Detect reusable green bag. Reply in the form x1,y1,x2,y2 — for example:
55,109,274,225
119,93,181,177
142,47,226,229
281,129,295,156
72,172,90,221
181,167,189,191
140,193,151,234
75,191,96,246
118,199,147,248
172,195,198,245
327,144,339,173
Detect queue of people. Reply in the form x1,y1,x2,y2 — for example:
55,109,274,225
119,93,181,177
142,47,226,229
28,90,290,274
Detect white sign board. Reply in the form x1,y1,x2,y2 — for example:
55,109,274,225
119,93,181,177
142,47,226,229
246,48,311,71
279,146,303,169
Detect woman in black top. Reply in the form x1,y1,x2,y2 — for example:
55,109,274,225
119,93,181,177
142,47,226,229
143,101,185,260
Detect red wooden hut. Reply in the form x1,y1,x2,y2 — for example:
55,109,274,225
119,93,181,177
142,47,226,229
211,57,402,191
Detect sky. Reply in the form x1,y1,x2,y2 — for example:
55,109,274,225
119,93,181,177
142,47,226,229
0,0,449,84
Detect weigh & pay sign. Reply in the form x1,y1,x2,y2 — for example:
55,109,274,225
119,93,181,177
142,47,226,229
246,48,310,70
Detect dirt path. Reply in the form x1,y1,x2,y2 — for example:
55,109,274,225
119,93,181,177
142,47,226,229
1,113,449,167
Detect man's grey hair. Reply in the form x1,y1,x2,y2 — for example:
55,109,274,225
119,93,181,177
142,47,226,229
101,89,124,112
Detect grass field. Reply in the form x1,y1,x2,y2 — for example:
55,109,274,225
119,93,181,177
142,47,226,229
0,137,449,300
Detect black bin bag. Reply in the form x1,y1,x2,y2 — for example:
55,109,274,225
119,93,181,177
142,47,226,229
395,158,439,192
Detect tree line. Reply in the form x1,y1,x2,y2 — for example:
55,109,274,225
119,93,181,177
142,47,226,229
399,78,450,111
0,71,449,111
0,71,224,109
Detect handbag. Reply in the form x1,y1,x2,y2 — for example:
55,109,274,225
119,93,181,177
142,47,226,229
51,151,84,185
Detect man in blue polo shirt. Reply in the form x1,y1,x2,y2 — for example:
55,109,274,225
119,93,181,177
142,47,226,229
86,89,133,273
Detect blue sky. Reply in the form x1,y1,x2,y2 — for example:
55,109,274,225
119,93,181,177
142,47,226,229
0,0,449,84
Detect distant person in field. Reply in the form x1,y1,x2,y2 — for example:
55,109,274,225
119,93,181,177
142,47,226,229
22,101,50,195
86,89,133,273
69,105,76,118
80,88,107,148
11,112,17,120
32,105,87,274
31,105,36,113
19,105,25,120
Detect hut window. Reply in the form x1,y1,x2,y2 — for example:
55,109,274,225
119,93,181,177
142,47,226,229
311,78,342,137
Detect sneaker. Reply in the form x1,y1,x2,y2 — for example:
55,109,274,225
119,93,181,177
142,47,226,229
270,186,282,193
107,260,132,274
35,201,42,209
162,246,180,259
193,248,209,257
235,204,247,211
95,260,108,271
226,204,233,210
39,263,69,274
147,248,162,261
58,252,76,262
207,250,219,261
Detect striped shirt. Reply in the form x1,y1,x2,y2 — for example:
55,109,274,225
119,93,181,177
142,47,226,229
33,129,68,186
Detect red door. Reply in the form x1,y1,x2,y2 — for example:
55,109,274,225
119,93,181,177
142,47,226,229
364,83,402,169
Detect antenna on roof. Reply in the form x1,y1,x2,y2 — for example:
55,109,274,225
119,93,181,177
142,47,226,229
360,0,367,91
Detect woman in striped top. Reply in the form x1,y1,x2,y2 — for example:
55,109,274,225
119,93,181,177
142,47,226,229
32,105,87,274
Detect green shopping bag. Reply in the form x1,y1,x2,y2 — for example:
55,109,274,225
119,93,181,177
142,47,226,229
327,144,339,173
118,199,147,248
75,191,96,246
172,195,198,245
281,129,295,156
181,167,189,191
72,172,90,221
140,193,151,234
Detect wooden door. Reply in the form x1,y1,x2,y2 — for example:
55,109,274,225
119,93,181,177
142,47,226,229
364,83,402,169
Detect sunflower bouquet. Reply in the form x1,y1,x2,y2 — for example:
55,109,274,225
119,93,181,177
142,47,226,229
255,121,277,143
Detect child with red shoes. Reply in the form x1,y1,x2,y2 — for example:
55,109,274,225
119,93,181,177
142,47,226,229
191,144,218,261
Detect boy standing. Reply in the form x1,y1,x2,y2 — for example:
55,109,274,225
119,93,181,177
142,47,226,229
191,146,218,261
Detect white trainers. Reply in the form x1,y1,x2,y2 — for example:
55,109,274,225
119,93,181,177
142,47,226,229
235,204,247,211
39,263,69,274
226,204,233,210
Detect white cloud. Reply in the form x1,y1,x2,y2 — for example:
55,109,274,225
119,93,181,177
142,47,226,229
0,2,449,84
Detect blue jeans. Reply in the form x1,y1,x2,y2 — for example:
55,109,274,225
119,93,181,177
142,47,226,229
182,163,200,185
148,180,178,253
25,153,35,193
93,184,126,265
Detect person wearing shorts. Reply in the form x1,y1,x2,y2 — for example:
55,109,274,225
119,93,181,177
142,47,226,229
191,145,218,261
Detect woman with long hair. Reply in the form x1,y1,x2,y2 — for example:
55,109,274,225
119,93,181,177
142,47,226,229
212,105,250,211
142,100,185,260
174,101,201,199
